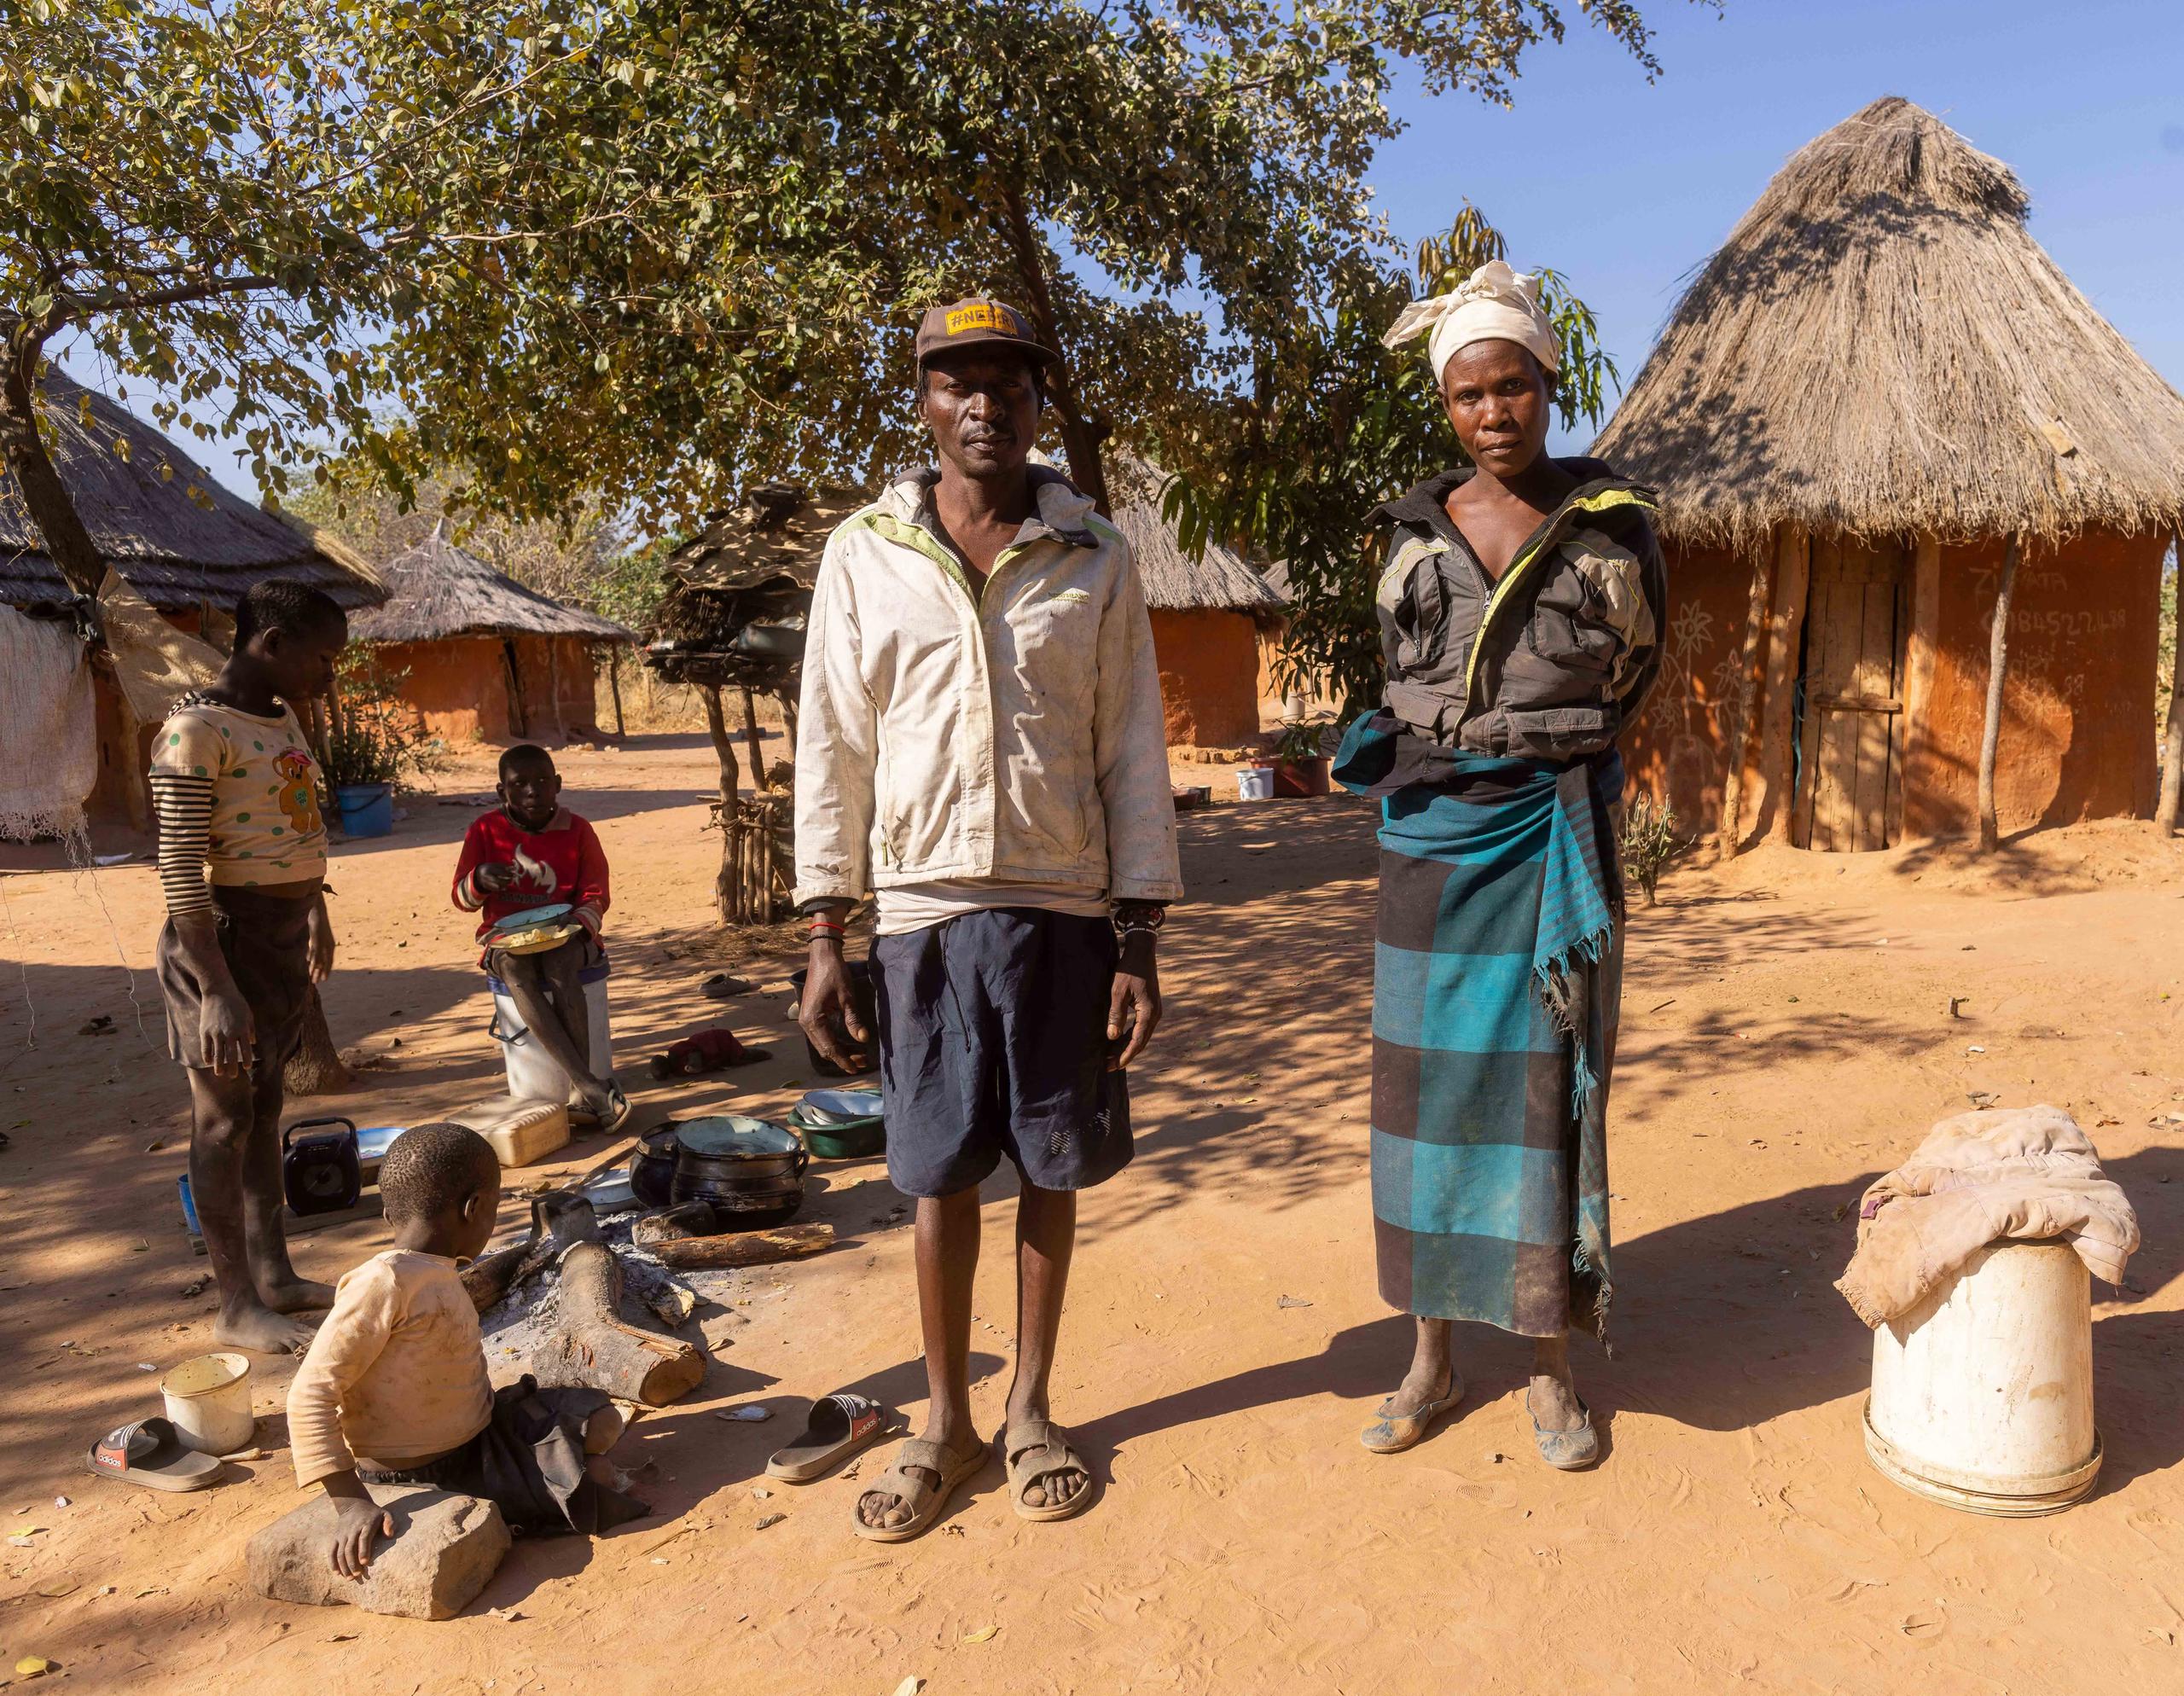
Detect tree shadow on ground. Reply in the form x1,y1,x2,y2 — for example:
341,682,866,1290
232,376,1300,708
1090,802,1891,1244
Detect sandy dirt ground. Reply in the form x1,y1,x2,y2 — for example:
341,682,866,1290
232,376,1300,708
4,734,2184,1695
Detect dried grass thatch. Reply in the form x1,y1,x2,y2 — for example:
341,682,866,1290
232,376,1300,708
347,522,633,645
659,484,867,600
1591,97,2184,549
1107,456,1285,614
0,371,384,611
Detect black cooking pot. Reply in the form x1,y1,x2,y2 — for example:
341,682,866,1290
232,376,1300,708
669,1117,810,1228
630,1124,682,1210
789,959,879,1078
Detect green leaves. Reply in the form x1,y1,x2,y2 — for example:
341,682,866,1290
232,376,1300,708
4,0,1671,613
1166,204,1623,716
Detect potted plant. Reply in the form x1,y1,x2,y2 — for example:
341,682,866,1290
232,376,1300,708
1270,717,1333,798
319,719,403,837
316,653,444,838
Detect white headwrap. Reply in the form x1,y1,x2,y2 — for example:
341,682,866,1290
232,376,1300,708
1382,259,1560,383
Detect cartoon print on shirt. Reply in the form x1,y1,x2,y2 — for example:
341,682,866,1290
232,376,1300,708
274,747,324,837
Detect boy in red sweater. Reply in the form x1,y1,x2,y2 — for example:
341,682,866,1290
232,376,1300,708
453,745,626,1127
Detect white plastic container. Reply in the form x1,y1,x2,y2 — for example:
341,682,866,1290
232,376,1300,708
449,1095,572,1168
488,973,613,1103
161,1351,255,1455
1864,1239,2100,1516
1235,764,1275,802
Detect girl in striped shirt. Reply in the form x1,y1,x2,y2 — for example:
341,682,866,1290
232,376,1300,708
150,579,348,1356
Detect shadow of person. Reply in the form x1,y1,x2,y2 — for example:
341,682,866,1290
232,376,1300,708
1084,1173,1886,1465
1086,1138,2184,1503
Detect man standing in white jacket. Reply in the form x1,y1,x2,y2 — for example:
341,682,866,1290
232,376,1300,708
796,297,1182,1542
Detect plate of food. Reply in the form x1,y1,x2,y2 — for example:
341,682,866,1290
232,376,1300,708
486,902,581,955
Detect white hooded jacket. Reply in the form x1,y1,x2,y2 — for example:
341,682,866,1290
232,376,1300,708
793,468,1183,909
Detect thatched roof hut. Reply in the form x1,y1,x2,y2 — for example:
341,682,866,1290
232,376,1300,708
644,464,1287,745
351,523,632,745
0,371,384,833
351,523,632,645
0,371,382,613
1106,456,1284,746
1592,97,2184,850
1107,459,1287,617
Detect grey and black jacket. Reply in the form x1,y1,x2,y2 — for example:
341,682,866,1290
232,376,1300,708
1373,457,1666,763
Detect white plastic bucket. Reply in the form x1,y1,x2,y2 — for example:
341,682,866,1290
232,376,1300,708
1865,1239,2100,1516
1235,764,1275,802
489,974,613,1103
161,1351,256,1455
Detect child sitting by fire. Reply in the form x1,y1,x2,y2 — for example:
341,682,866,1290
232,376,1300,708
288,1123,645,1576
452,744,627,1128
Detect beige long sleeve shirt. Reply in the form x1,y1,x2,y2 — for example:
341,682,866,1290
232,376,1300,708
287,1249,495,1487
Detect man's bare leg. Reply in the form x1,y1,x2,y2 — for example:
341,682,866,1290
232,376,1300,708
1002,1182,1085,1509
858,1185,985,1530
500,948,612,1113
241,1054,334,1315
189,1066,318,1353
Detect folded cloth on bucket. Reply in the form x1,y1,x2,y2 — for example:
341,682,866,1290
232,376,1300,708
1835,1104,2139,1329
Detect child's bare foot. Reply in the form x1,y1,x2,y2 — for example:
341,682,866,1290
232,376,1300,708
259,1276,336,1315
586,1453,646,1507
214,1295,320,1355
582,1405,629,1456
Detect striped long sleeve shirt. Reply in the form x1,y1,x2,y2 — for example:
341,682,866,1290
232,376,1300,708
148,694,328,915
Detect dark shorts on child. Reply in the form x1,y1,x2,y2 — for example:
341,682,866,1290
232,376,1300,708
871,908,1131,1199
154,883,317,1072
356,1379,645,1536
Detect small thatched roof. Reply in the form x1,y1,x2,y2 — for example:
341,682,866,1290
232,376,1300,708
1107,457,1285,614
348,523,633,645
0,371,384,611
1591,97,2184,549
660,484,868,597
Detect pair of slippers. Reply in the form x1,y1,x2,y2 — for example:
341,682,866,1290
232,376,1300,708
852,1420,1092,1545
1358,1377,1600,1470
84,1418,224,1492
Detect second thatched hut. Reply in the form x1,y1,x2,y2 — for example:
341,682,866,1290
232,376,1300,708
1107,458,1287,747
347,522,634,744
1593,96,2184,851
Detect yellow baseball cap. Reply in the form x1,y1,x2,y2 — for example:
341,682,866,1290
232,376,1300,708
915,297,1058,370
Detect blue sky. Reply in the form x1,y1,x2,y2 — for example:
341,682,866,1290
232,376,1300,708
1374,0,2184,449
74,0,2184,499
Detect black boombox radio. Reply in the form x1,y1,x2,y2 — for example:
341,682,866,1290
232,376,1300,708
282,1116,362,1217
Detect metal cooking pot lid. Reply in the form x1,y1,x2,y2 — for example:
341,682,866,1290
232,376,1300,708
795,1089,884,1126
675,1116,799,1158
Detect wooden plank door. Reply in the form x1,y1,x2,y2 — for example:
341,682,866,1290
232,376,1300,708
1793,537,1911,851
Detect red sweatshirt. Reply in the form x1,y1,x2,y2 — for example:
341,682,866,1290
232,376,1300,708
452,806,611,939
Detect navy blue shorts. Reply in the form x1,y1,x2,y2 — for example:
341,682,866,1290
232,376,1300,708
871,909,1131,1198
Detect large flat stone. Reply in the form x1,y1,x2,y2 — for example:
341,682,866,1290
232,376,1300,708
247,1485,510,1621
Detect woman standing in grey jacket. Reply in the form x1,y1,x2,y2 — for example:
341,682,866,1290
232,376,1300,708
1336,261,1666,1469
